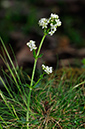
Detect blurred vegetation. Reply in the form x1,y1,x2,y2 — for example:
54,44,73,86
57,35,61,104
0,0,85,47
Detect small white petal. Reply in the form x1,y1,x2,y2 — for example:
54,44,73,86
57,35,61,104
56,19,62,26
39,18,49,29
42,64,53,74
26,40,37,51
50,13,59,19
48,30,55,36
42,64,45,69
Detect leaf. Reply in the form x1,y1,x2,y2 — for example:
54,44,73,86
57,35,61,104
38,53,43,58
24,84,30,88
33,49,36,58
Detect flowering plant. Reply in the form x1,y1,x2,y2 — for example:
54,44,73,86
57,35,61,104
26,13,61,128
0,13,85,129
0,13,61,129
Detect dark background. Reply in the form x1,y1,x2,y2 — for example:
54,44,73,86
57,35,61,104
0,0,85,72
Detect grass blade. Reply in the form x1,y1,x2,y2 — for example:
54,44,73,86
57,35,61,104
0,90,14,117
0,116,8,126
0,76,13,99
0,37,21,85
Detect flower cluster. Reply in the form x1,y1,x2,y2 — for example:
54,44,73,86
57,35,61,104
38,18,49,29
39,13,61,36
26,40,37,51
42,64,53,74
26,13,60,74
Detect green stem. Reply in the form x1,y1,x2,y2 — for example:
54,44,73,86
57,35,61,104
26,34,47,129
30,33,47,87
27,88,32,129
30,59,37,87
37,34,47,57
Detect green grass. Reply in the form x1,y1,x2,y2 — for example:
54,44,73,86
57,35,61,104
0,74,85,129
0,38,85,128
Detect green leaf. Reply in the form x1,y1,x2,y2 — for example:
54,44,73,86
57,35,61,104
38,53,43,58
25,84,30,88
33,49,36,58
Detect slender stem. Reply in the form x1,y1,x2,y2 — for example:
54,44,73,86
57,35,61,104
26,34,46,129
37,34,47,57
30,59,37,87
27,88,32,129
30,34,47,87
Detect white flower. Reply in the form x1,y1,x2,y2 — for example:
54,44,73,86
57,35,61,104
48,13,61,35
26,40,37,51
42,64,53,74
38,13,62,36
56,19,62,26
48,30,55,36
50,13,59,19
51,24,57,31
38,18,49,29
48,24,57,36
